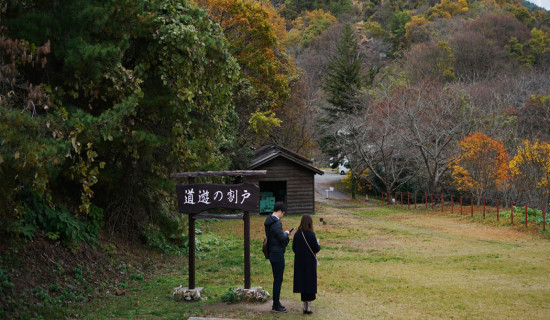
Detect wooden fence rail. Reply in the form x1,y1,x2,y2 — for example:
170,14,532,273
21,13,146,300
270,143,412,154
377,192,547,231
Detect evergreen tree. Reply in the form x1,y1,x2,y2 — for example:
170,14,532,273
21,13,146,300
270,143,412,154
319,23,364,199
322,23,363,122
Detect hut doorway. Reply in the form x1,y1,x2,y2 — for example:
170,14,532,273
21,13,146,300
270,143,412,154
259,180,287,214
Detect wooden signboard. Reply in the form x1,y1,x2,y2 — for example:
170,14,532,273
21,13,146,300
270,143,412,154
176,183,259,214
171,171,266,291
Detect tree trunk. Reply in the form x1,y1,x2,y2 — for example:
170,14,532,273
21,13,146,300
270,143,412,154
351,175,357,199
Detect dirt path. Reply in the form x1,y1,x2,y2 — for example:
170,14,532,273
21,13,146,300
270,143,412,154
314,170,351,201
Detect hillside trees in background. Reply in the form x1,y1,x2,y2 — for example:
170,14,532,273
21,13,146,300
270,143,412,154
285,9,338,52
270,75,319,154
424,0,468,21
289,24,349,160
509,27,550,66
387,9,411,53
386,81,472,193
516,95,550,141
340,89,417,202
279,0,356,20
404,41,456,82
1,0,239,241
450,14,530,81
307,0,550,203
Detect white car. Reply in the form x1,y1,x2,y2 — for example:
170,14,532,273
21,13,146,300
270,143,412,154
338,162,350,175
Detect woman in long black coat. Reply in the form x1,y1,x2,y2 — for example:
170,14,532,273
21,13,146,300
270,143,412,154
292,214,321,314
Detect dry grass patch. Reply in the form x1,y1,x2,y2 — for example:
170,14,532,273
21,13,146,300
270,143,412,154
390,212,536,242
67,201,550,320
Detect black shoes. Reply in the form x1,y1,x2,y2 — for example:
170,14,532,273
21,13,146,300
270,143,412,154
303,301,313,314
272,305,287,313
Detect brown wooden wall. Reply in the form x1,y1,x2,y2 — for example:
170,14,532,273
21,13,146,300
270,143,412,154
245,157,315,215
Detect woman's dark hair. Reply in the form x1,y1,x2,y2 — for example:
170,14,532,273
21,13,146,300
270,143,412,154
298,214,313,232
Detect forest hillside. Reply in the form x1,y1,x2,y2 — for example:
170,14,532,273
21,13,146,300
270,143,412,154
1,0,549,318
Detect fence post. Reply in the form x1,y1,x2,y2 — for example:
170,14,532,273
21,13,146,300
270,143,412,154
460,196,463,215
543,206,546,231
471,197,474,217
425,193,428,209
414,192,417,209
496,199,499,221
483,198,486,219
451,195,454,213
431,194,434,210
511,201,514,224
407,192,410,210
441,194,444,212
401,192,403,206
525,205,527,228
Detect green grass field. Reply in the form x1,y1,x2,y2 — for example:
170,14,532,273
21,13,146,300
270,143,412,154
68,201,550,319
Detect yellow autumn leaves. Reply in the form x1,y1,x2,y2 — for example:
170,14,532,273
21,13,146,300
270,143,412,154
452,132,550,202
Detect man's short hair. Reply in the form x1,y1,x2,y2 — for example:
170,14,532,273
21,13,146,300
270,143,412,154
273,202,286,213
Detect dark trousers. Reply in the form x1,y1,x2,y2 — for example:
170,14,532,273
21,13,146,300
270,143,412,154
269,252,285,308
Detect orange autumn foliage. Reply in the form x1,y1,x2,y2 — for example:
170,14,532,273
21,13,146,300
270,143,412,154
197,0,295,110
452,132,509,199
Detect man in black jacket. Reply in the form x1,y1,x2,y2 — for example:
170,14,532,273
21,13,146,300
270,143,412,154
264,202,291,312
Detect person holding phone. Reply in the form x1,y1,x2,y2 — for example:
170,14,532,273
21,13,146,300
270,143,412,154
264,202,291,312
292,214,321,314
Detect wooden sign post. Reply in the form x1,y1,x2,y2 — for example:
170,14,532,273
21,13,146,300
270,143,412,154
170,170,266,291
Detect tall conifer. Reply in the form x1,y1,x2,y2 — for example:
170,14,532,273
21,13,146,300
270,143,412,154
322,23,363,122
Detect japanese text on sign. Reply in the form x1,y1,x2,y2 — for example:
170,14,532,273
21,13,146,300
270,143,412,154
176,183,259,213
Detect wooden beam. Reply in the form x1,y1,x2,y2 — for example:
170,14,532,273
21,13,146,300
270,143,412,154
170,170,267,178
244,211,250,289
194,214,244,220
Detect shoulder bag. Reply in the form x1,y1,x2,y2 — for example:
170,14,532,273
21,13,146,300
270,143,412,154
301,231,320,267
262,237,269,259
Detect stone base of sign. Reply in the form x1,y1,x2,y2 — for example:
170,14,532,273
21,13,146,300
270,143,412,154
172,286,204,301
235,286,270,302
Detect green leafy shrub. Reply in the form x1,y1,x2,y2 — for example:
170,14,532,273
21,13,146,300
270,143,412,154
0,268,14,297
22,196,103,247
141,220,188,254
196,232,223,253
221,287,242,304
499,206,550,225
33,286,53,304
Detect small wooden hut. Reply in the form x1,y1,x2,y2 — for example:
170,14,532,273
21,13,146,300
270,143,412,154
245,144,323,214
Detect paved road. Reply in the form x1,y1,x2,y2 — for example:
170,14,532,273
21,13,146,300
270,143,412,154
314,170,351,202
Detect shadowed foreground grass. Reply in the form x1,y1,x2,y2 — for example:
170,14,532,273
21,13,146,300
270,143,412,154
68,202,550,319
